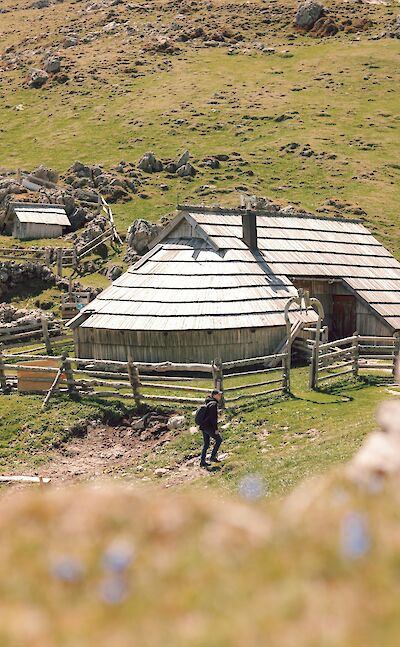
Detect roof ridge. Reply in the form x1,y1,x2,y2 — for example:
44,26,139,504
178,204,362,225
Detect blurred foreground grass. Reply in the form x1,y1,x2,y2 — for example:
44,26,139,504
0,472,399,646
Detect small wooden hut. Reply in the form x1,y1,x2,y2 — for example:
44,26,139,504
2,203,70,240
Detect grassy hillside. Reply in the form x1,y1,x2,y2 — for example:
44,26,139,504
0,0,399,253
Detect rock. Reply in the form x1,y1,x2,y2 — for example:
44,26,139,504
309,17,338,37
105,264,123,281
63,35,79,48
31,164,59,184
71,161,92,178
131,418,146,432
68,207,87,231
72,216,108,252
27,68,48,89
387,14,400,38
154,468,169,477
31,0,50,7
138,152,163,173
126,219,162,254
175,150,190,169
295,0,324,30
176,162,197,178
167,415,185,430
44,56,61,74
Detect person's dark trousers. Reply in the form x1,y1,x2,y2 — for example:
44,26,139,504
200,428,222,464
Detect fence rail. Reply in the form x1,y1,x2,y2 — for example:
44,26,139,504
0,350,290,409
311,333,400,389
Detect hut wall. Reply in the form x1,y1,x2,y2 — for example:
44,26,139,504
73,325,287,364
293,279,393,338
12,221,62,240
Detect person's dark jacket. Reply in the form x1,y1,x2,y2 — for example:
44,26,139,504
201,396,218,433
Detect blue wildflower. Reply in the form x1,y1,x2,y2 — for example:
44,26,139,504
99,576,128,605
51,556,84,582
238,474,266,500
103,541,134,573
340,512,371,560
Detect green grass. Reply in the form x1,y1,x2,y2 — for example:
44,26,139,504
141,369,398,494
2,367,393,495
0,395,131,470
1,41,400,253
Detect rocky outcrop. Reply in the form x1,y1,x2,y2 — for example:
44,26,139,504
26,68,48,88
295,1,324,30
0,261,56,300
138,152,164,173
0,303,60,334
126,219,162,255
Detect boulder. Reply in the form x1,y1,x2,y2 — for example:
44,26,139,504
27,68,48,89
71,161,92,178
68,207,88,231
44,56,61,74
126,219,162,254
175,150,190,169
31,165,59,184
31,0,51,7
138,152,163,173
167,415,185,430
176,162,197,178
105,264,123,281
295,1,324,30
63,35,79,48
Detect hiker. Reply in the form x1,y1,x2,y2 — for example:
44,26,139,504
195,389,223,468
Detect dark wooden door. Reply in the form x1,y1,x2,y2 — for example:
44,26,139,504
331,295,356,340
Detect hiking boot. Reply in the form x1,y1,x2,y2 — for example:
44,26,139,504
200,462,211,469
210,457,221,463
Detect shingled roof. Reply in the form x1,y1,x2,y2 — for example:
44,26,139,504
8,202,70,226
73,205,400,332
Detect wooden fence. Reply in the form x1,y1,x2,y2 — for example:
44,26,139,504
311,333,400,389
0,319,73,355
221,351,289,404
0,351,290,409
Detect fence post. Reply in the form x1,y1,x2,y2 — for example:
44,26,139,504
64,354,76,396
393,332,400,385
56,248,63,277
309,343,317,390
41,316,53,355
352,331,359,379
212,358,224,409
0,345,7,393
128,361,141,407
72,244,78,269
44,247,51,267
282,352,290,394
42,352,67,409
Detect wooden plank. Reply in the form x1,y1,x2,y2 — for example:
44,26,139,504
318,359,354,373
0,475,51,484
319,336,357,350
318,367,355,382
224,366,282,378
224,377,283,392
225,386,284,403
223,353,286,370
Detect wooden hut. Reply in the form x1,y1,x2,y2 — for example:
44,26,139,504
2,203,70,240
68,205,400,363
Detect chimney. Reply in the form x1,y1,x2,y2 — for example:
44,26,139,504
242,210,258,249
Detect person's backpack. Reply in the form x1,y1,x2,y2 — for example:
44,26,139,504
194,403,210,427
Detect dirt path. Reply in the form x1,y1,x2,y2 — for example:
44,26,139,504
37,421,222,487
